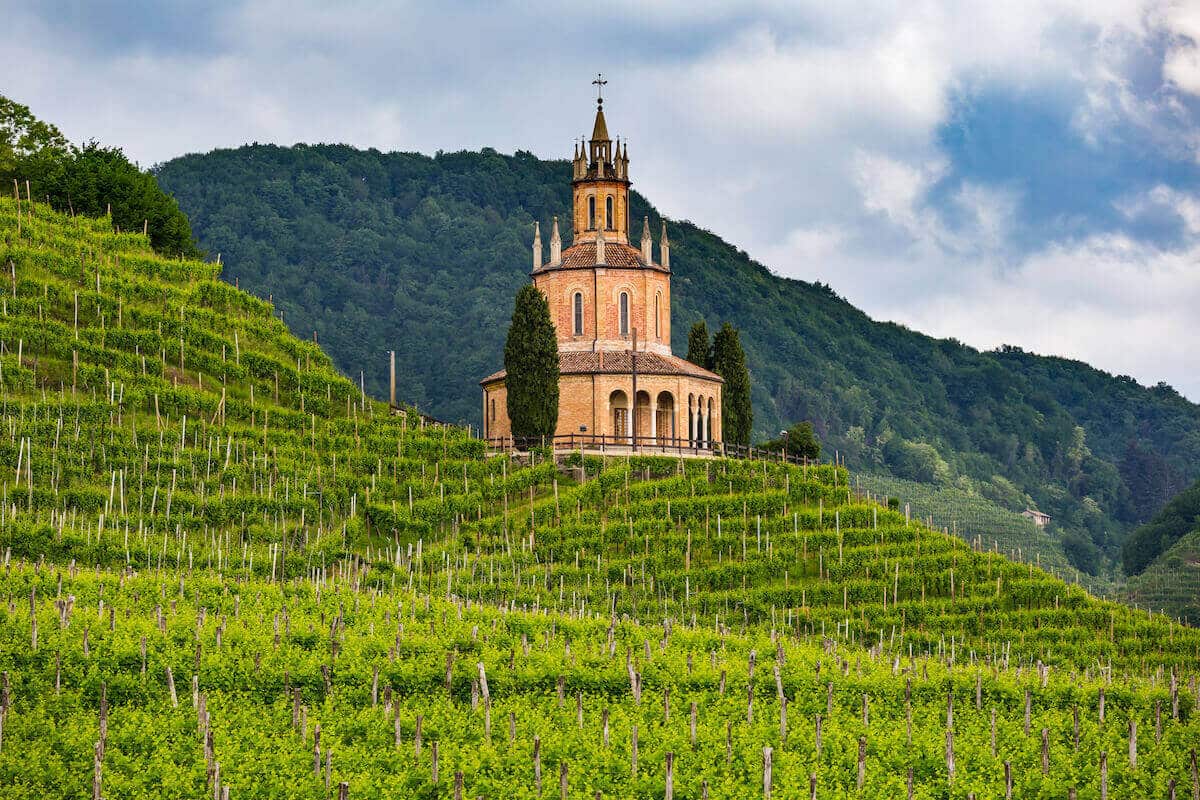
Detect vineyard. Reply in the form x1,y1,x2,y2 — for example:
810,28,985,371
855,474,1111,596
2,196,1200,798
1125,531,1200,625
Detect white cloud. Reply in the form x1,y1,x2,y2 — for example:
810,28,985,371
890,234,1200,396
1162,0,1200,95
2,0,1198,398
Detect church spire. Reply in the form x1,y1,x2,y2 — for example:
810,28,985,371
659,221,670,270
532,221,542,271
641,216,652,263
550,216,562,265
572,76,631,244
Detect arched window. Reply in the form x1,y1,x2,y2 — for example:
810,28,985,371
606,196,614,230
573,292,584,336
588,196,595,230
619,291,629,337
655,292,661,338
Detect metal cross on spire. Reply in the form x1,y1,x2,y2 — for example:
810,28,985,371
592,73,607,106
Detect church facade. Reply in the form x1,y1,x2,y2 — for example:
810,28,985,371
480,95,723,449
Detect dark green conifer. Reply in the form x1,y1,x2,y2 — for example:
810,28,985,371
686,321,711,369
712,322,752,446
504,284,559,441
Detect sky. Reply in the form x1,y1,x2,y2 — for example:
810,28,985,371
4,0,1200,399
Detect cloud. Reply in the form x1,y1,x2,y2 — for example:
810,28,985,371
2,0,1198,398
1162,1,1200,95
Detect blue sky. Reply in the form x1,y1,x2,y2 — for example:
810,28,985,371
4,0,1199,399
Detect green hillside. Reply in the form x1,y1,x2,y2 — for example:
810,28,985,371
155,144,1200,577
3,198,1200,797
1124,478,1200,575
856,473,1111,595
1126,530,1200,624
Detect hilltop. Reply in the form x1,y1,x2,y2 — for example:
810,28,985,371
155,144,1200,578
1,198,1199,797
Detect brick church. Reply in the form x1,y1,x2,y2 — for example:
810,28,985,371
480,90,724,449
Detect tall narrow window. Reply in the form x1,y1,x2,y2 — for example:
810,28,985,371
573,292,584,336
655,292,661,338
619,292,629,337
588,196,595,230
606,196,614,230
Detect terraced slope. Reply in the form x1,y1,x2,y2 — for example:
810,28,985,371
1,198,1199,798
1126,531,1200,624
857,473,1111,596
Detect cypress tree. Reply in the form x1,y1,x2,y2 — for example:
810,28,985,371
686,321,711,369
504,284,559,442
712,322,752,446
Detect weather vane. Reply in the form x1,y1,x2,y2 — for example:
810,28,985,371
592,73,607,106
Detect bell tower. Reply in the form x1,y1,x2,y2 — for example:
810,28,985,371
572,74,631,245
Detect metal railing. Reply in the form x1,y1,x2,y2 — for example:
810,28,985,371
483,433,818,466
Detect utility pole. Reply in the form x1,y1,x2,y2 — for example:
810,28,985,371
631,328,638,452
388,350,396,407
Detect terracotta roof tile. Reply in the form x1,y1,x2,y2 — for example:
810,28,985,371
481,351,722,385
535,242,666,273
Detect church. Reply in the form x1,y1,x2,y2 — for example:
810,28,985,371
480,89,724,450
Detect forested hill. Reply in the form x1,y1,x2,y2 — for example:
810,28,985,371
156,144,1200,574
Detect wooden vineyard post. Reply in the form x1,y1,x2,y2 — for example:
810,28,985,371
857,736,866,791
534,735,542,794
779,696,787,747
809,773,817,800
690,703,697,748
762,746,772,799
431,741,439,784
559,761,568,800
1100,751,1108,800
815,713,822,757
454,772,463,800
906,767,913,800
1191,749,1199,800
167,667,178,707
337,783,349,800
990,709,997,758
1129,719,1137,769
92,740,102,800
946,727,955,784
665,752,674,800
415,715,423,757
1004,760,1012,799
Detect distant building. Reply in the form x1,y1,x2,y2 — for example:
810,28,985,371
1022,509,1051,528
480,87,724,449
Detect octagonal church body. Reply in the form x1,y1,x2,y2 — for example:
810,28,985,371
480,96,724,447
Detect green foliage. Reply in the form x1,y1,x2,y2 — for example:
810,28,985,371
1125,530,1200,623
712,322,751,447
154,145,1200,571
883,437,953,485
1123,478,1200,575
3,197,1200,797
503,284,558,440
760,421,821,460
0,94,198,258
686,320,711,369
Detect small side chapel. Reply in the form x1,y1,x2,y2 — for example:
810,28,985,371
481,86,723,449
